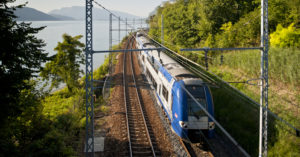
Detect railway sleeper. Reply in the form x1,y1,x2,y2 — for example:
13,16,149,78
131,138,149,143
130,132,147,136
130,135,148,140
132,151,154,157
132,127,147,132
129,129,146,133
131,146,153,151
129,122,145,126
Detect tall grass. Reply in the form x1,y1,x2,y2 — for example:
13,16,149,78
212,47,300,87
209,47,300,157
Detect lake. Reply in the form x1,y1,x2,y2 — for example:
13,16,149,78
31,20,130,69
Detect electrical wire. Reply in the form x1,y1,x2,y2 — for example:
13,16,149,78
91,0,300,137
146,33,300,135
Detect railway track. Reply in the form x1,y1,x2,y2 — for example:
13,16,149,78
122,37,160,157
179,133,214,157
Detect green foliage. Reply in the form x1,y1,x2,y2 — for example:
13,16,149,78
0,0,48,126
270,23,300,48
25,126,76,157
148,1,300,155
41,34,85,93
0,1,50,156
0,0,116,155
93,55,110,81
37,45,115,156
267,0,300,31
149,0,299,50
42,88,85,120
212,87,260,156
214,9,261,47
149,0,259,49
210,66,300,156
209,47,300,156
212,47,300,86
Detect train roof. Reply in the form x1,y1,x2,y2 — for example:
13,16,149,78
143,44,197,80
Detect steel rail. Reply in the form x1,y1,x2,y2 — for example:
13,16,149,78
129,37,156,157
123,39,133,157
123,36,157,156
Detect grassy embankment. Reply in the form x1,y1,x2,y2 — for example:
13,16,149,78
207,47,300,156
41,45,120,155
166,46,300,156
147,0,299,155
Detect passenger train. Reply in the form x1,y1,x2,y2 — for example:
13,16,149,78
135,32,215,139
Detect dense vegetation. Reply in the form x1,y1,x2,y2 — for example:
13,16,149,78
0,0,49,156
41,34,85,93
148,0,300,156
149,0,299,49
209,47,300,156
0,1,116,155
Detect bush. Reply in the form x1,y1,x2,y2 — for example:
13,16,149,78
270,23,300,48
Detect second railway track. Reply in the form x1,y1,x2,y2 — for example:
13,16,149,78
123,37,160,157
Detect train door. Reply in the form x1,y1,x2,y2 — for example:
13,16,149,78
162,85,172,117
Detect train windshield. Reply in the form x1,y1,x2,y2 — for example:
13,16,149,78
186,85,207,118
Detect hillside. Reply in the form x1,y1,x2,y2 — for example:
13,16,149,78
14,7,74,21
49,6,141,20
148,0,300,156
49,14,75,21
14,7,59,21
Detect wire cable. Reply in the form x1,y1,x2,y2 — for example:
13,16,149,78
91,0,300,136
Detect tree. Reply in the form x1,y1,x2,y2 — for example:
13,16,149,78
0,0,48,155
41,34,85,93
0,0,48,121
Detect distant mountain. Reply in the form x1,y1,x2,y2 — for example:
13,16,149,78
49,14,75,20
15,7,58,21
14,7,74,21
49,6,141,20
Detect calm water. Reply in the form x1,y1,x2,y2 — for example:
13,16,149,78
31,20,128,69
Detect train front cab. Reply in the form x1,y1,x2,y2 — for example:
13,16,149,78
171,79,215,140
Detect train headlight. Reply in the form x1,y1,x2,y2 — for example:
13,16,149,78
179,121,188,128
209,122,215,130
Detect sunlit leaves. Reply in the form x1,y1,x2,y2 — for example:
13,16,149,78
40,34,85,93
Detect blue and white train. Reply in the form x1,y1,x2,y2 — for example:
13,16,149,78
135,32,215,139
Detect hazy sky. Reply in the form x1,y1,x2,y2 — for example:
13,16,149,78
15,0,166,17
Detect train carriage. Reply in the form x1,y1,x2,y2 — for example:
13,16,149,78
135,32,215,139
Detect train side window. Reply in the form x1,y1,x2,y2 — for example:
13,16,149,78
142,55,145,62
151,56,154,64
162,85,168,102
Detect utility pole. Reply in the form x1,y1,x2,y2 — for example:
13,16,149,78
109,13,112,76
85,0,94,156
125,18,127,36
161,14,164,45
119,17,121,49
259,0,269,156
109,14,112,51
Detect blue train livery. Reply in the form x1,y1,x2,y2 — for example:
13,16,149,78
135,32,215,139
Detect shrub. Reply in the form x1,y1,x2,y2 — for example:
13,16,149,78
270,23,300,48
